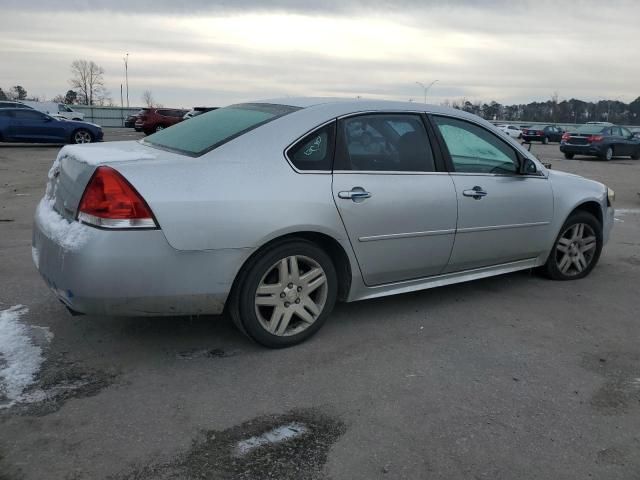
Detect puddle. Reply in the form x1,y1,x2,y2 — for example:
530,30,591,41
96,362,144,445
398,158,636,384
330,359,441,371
582,352,640,415
1,356,117,417
175,348,239,360
114,408,346,480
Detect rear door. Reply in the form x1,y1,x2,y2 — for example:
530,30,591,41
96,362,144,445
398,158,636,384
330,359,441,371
430,114,554,272
332,113,458,286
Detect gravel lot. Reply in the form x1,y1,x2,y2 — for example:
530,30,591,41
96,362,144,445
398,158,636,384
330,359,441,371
1,129,639,479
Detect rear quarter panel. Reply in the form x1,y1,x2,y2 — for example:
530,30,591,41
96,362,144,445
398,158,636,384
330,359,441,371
114,110,351,252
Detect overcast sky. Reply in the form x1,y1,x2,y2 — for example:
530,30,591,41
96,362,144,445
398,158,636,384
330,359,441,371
1,0,638,108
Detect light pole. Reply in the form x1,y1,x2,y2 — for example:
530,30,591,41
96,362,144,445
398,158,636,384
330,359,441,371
415,80,439,104
123,53,129,108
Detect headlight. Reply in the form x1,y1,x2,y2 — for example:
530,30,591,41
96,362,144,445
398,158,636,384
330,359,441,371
607,187,615,206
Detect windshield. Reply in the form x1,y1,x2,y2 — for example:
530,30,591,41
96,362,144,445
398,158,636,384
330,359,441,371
143,103,300,156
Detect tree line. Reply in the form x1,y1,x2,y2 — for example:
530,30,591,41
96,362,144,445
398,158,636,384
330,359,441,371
443,94,640,125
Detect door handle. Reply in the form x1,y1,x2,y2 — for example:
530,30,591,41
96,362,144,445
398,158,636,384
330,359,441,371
462,186,487,199
338,187,371,202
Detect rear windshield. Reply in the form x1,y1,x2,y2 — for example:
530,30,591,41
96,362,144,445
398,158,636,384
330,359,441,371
575,125,607,134
143,103,300,156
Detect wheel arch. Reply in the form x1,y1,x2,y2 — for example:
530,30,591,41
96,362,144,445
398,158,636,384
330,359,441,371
228,230,354,308
569,200,603,226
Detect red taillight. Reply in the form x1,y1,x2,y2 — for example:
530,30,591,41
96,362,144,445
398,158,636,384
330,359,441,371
537,130,544,136
588,135,604,142
562,132,570,141
77,166,157,229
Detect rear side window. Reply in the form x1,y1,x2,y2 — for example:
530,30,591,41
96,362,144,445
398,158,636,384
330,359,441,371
287,122,336,171
144,103,300,157
335,114,435,172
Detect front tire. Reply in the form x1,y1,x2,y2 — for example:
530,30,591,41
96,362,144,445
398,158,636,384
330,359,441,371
155,125,165,132
230,240,338,348
564,153,574,159
543,211,602,281
71,129,93,144
542,136,549,145
631,149,639,160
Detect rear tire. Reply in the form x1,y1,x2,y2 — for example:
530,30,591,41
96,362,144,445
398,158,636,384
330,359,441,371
542,136,549,145
543,211,602,281
602,146,613,161
564,153,574,159
230,240,338,348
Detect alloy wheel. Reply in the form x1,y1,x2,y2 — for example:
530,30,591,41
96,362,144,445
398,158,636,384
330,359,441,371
254,255,328,336
74,130,92,143
554,223,597,276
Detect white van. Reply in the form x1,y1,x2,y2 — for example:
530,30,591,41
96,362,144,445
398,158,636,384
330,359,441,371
20,101,84,121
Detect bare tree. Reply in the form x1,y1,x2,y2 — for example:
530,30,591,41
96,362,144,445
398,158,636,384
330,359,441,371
142,90,155,107
69,60,107,105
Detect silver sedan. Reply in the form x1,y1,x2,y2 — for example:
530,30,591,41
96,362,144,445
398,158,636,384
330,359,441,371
33,99,615,347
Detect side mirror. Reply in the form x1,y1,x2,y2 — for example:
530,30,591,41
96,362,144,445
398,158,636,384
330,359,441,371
519,156,538,175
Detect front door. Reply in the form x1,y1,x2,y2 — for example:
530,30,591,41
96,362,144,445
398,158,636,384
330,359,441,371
430,115,554,272
12,110,66,142
332,113,458,286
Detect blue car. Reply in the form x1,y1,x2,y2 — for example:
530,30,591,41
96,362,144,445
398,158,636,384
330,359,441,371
0,108,103,144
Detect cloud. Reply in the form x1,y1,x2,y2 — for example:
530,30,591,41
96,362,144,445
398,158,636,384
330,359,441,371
0,2,638,107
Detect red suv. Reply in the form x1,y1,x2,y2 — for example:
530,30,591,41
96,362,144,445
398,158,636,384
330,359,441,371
135,108,188,135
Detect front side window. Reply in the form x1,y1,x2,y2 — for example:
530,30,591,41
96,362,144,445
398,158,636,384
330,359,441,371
621,127,632,137
287,122,336,171
144,103,300,156
335,114,435,172
432,116,519,174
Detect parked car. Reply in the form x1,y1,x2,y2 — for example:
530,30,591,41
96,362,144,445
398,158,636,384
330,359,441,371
125,109,144,128
135,108,188,134
560,124,640,160
0,108,102,144
522,125,564,144
33,99,614,348
496,124,522,138
21,101,84,121
0,101,34,110
183,107,218,120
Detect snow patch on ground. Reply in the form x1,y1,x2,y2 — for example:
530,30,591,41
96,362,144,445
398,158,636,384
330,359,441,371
0,306,52,407
235,422,308,456
35,197,89,251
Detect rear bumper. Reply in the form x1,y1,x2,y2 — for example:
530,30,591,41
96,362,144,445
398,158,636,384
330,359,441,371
560,143,605,156
32,202,250,316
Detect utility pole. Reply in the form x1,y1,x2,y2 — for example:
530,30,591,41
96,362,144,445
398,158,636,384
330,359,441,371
124,53,129,108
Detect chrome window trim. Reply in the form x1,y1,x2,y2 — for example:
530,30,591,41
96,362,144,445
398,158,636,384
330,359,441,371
333,170,449,176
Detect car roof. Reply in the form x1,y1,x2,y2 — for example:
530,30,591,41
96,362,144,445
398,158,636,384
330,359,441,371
251,97,486,122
